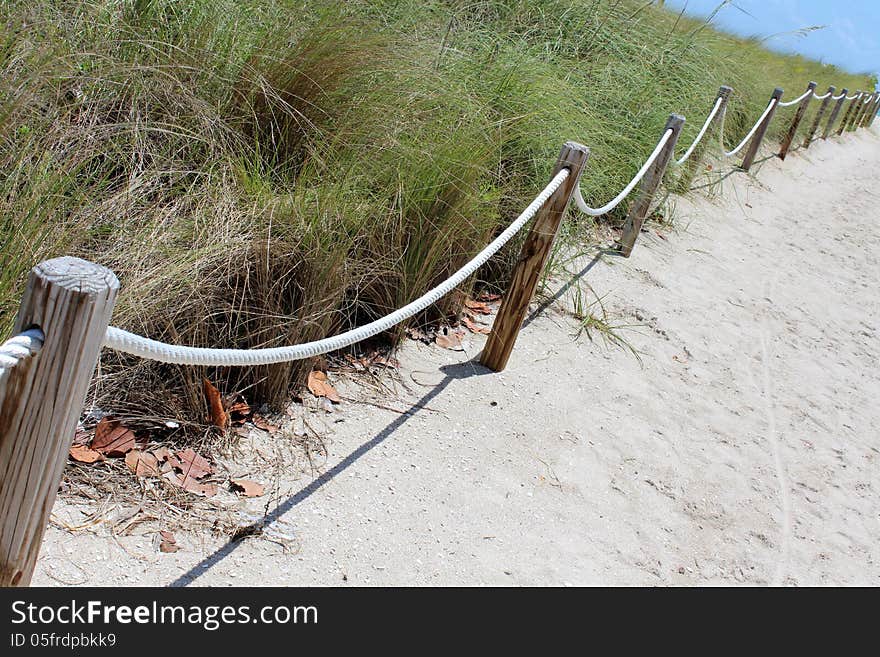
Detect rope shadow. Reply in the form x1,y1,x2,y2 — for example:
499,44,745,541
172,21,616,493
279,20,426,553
168,359,492,587
523,247,621,329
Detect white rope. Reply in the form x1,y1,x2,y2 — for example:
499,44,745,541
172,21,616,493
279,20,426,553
845,93,860,100
864,94,875,104
812,92,831,101
573,129,672,217
0,328,45,373
831,92,846,100
103,169,571,366
778,89,813,107
723,99,777,158
675,96,723,165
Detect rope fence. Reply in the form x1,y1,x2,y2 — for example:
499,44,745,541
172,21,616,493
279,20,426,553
573,129,672,216
723,97,778,157
0,75,877,586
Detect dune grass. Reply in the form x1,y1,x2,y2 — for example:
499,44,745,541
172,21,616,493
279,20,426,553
1,0,874,424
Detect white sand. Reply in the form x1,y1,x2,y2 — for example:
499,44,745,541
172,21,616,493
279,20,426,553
34,126,880,587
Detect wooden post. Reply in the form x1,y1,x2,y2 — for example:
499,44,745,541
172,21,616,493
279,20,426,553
860,93,875,128
853,92,873,130
857,93,875,128
675,85,732,193
741,88,783,172
861,93,879,128
838,92,861,135
617,114,685,258
480,142,589,372
0,257,118,586
870,94,880,127
824,88,848,139
803,86,834,148
778,81,816,160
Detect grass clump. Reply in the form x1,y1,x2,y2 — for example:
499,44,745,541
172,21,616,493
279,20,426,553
1,0,874,427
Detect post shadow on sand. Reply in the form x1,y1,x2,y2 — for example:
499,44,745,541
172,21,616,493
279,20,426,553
169,154,769,586
170,243,620,586
169,359,493,587
523,246,622,329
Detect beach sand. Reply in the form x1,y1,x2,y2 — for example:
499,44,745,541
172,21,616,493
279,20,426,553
33,125,880,587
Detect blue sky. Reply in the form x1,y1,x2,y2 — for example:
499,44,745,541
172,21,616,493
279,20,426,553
664,0,879,86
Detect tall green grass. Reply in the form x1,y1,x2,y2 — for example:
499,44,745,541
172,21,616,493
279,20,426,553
1,0,874,422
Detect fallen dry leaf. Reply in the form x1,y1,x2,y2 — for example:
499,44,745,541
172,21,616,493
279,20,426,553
90,418,136,456
227,400,251,427
151,446,172,463
251,416,281,434
477,292,502,303
125,450,160,477
203,378,228,429
72,426,91,445
170,448,214,480
158,530,179,553
230,479,265,497
69,444,104,463
163,471,217,497
227,400,250,415
343,354,367,371
371,354,400,369
464,299,493,315
405,327,432,343
462,315,491,335
307,370,342,403
435,331,464,351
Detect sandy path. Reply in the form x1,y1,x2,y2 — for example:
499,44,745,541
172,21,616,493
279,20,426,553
34,126,880,586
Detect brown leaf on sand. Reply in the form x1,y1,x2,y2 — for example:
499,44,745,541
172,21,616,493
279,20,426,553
152,446,172,462
158,530,179,553
230,479,265,497
125,450,160,477
90,418,135,456
227,399,251,426
163,471,217,497
203,378,228,428
251,416,281,434
477,292,502,303
371,354,400,369
72,426,91,445
307,370,342,403
405,326,432,343
69,444,104,463
435,331,464,351
462,315,490,335
464,298,493,315
170,448,214,480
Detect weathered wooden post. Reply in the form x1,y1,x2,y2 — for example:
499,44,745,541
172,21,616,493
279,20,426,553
861,92,879,128
741,88,783,171
803,86,834,148
618,114,684,258
480,142,589,372
779,81,816,160
858,92,876,128
0,257,118,586
854,92,874,130
824,88,848,139
870,93,880,127
851,93,870,130
675,85,732,193
838,92,862,135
